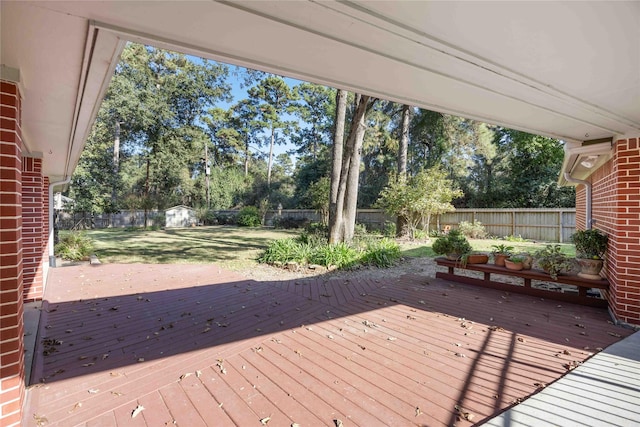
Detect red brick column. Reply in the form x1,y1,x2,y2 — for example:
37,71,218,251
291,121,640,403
587,138,640,325
43,176,50,284
22,156,44,302
0,80,25,427
608,138,640,324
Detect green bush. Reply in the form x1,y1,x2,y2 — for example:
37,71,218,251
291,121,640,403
458,220,487,239
360,238,401,267
216,212,237,225
274,216,310,229
258,238,312,265
55,232,94,261
237,206,261,227
432,229,473,256
383,221,396,237
310,243,359,269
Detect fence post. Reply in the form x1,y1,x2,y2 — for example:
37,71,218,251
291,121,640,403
558,211,563,243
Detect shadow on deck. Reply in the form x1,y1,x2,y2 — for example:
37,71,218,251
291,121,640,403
24,263,633,427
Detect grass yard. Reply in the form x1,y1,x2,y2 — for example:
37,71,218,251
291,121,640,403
66,226,576,271
76,226,299,270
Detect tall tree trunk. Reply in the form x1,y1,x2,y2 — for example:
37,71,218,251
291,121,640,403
343,94,370,242
329,89,347,244
396,104,410,236
144,157,150,229
329,93,373,243
267,127,275,187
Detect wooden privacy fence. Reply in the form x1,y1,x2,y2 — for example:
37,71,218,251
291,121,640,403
59,207,576,243
440,208,576,243
246,208,576,243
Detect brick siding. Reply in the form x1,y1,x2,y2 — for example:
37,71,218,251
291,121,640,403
0,80,25,427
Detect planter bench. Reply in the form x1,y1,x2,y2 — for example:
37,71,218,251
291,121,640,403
435,257,609,308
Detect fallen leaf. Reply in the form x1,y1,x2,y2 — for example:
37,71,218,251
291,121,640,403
454,404,474,421
33,414,48,426
575,323,585,328
260,416,271,425
334,420,344,427
137,358,145,363
82,363,95,367
291,423,301,427
196,370,202,377
179,373,192,381
415,406,423,417
517,337,526,342
608,332,621,338
111,391,123,397
69,402,82,413
131,404,145,418
534,382,546,389
88,388,99,394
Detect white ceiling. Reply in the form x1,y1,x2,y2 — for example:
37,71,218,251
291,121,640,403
2,1,639,182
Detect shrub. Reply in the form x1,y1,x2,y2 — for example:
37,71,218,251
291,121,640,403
258,238,311,265
458,220,487,239
216,212,237,225
310,243,359,269
354,223,368,237
196,209,217,226
413,229,429,240
55,232,94,261
237,206,261,227
360,238,401,267
274,216,310,229
432,229,472,256
383,221,396,237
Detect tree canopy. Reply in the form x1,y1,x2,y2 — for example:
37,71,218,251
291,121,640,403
69,42,574,229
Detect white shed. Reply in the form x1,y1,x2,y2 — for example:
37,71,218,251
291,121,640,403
164,205,197,228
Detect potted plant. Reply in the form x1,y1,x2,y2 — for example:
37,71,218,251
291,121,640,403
432,229,473,261
534,245,572,280
491,243,514,266
461,251,489,267
515,252,533,270
504,255,525,271
571,229,608,280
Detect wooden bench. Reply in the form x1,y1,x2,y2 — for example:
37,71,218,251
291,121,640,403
435,257,609,308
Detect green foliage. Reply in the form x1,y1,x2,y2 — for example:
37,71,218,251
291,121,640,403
431,229,473,256
359,238,401,267
491,243,514,255
458,220,486,239
216,212,237,225
237,206,261,227
305,177,330,224
504,234,527,242
257,238,312,265
534,244,572,279
383,221,397,237
55,232,94,261
376,167,462,238
571,229,608,259
309,243,359,269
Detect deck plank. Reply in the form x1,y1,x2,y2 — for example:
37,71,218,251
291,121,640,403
25,263,634,427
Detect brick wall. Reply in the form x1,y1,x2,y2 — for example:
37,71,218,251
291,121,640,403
588,138,640,325
22,157,44,302
0,80,25,427
43,176,50,285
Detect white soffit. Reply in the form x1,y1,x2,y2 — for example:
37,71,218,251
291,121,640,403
3,1,640,180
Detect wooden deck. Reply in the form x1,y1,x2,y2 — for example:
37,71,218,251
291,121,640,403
25,263,633,427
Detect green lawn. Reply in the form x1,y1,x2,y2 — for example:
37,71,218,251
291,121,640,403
73,226,299,270
64,226,575,271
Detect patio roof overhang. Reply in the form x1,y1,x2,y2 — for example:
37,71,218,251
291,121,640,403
1,1,639,184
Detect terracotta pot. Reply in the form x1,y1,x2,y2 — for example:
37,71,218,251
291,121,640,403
577,258,604,280
465,254,489,264
494,253,509,266
517,253,533,270
504,259,524,271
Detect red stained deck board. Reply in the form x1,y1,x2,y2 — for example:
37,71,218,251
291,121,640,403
25,263,633,427
158,382,208,427
136,391,177,427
